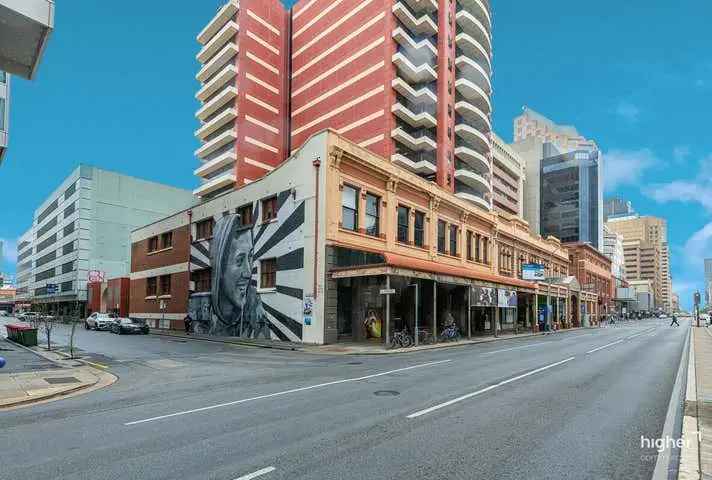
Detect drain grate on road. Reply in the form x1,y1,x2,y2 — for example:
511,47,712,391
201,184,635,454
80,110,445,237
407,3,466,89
374,390,400,397
44,376,81,385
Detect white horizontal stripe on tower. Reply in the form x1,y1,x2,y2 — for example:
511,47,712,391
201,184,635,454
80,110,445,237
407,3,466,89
293,0,346,39
246,115,279,134
293,0,318,21
293,0,373,56
337,110,385,134
246,30,279,56
292,37,384,97
291,61,384,117
246,94,278,114
246,51,279,75
292,85,385,136
359,134,385,148
246,73,279,94
292,12,385,78
247,9,280,36
244,157,276,171
245,136,278,153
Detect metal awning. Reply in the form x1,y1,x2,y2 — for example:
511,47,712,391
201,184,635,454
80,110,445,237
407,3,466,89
0,0,54,79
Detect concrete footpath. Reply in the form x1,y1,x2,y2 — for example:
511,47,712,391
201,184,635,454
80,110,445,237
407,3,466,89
0,337,116,409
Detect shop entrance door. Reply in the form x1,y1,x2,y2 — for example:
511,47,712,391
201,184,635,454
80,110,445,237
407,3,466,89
337,283,353,337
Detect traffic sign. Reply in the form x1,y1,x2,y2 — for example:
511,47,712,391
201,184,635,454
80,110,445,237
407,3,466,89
46,283,58,294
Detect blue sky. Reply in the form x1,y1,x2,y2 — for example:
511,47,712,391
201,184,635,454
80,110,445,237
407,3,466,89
1,0,710,308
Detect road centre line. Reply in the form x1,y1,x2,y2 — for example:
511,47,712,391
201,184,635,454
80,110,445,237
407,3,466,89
406,356,575,419
626,328,656,340
585,339,624,354
481,343,547,355
234,466,276,480
125,359,452,426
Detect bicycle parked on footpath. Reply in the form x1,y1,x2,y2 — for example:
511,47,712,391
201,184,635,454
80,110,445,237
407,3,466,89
439,323,461,342
391,329,413,349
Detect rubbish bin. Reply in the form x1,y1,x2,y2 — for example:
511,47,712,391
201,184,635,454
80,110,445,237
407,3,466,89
6,323,38,347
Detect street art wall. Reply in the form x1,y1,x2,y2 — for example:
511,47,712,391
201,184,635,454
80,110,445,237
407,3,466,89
187,188,306,342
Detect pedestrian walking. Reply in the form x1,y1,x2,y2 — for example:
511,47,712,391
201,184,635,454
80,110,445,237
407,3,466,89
670,313,680,327
184,313,193,335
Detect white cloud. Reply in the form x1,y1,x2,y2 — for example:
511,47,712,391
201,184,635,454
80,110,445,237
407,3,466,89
648,181,712,213
603,148,658,193
615,101,641,123
673,145,691,163
0,238,17,264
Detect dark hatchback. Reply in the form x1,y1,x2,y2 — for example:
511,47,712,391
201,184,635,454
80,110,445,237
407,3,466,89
110,318,150,335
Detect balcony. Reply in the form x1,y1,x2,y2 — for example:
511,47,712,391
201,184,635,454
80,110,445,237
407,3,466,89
194,150,237,179
392,52,437,84
456,9,492,53
195,129,237,159
196,63,238,102
401,0,438,13
196,42,238,83
455,169,490,192
0,0,54,79
195,108,237,141
193,171,237,197
392,2,437,37
392,153,437,175
392,27,437,60
455,56,491,94
455,124,490,152
455,144,490,172
456,191,491,211
197,20,239,64
392,127,437,152
197,0,239,45
391,78,436,105
455,32,492,73
455,100,491,133
457,0,492,34
455,78,492,113
392,101,436,129
196,86,238,121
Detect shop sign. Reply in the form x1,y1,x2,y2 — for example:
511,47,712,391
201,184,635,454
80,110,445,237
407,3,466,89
522,264,545,281
379,288,396,295
498,289,518,308
88,270,105,283
471,286,497,307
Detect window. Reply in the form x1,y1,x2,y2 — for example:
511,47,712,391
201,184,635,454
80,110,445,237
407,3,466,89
161,232,172,249
62,261,74,274
146,277,157,297
262,196,278,222
260,258,277,289
64,202,75,218
397,206,409,243
148,236,159,252
483,237,489,264
196,218,214,240
238,204,253,226
64,182,76,200
62,241,75,255
466,231,473,260
438,220,446,253
0,98,5,131
414,211,425,247
341,185,359,231
449,225,458,256
365,193,380,236
63,222,75,236
159,275,171,295
61,281,73,293
475,233,481,262
192,268,212,292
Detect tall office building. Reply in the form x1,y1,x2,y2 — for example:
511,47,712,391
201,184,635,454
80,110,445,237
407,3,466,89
602,224,626,280
491,133,524,217
704,258,712,303
607,215,672,312
194,0,494,211
604,197,635,221
514,107,598,153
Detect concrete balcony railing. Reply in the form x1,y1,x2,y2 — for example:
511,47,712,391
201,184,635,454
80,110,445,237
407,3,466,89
195,107,237,141
455,32,492,73
196,86,238,121
392,127,437,152
456,10,492,53
194,150,237,179
197,0,239,45
196,63,238,102
392,102,437,129
391,153,437,176
455,144,490,172
392,2,437,37
193,171,237,197
195,129,237,159
391,78,437,105
455,123,491,152
196,42,238,83
455,100,491,133
197,20,239,64
457,0,492,34
392,52,437,84
455,191,491,211
455,168,490,192
392,27,437,59
455,77,492,114
401,0,438,13
455,55,492,94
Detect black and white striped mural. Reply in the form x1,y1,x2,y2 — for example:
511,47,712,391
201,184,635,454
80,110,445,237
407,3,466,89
188,189,306,342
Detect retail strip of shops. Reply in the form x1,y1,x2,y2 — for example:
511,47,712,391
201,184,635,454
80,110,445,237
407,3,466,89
129,131,611,346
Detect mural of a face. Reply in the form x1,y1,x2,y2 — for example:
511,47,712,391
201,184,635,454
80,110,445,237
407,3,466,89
223,227,253,316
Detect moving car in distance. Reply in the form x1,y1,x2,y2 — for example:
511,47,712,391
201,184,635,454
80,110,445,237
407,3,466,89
110,318,149,335
85,312,117,331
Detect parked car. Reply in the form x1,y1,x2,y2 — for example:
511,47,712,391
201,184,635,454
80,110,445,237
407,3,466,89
85,312,117,331
110,318,149,335
16,311,40,319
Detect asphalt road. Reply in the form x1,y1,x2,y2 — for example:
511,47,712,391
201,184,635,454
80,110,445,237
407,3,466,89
0,317,688,480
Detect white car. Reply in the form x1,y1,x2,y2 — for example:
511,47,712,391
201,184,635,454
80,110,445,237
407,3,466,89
85,312,118,331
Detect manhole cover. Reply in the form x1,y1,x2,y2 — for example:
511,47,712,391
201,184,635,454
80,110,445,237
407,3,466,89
347,361,363,365
374,390,400,397
44,377,80,385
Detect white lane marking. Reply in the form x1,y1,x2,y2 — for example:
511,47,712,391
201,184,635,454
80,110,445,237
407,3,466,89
407,357,575,419
481,343,547,355
125,359,452,426
626,328,656,340
234,466,276,480
585,339,624,354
